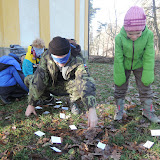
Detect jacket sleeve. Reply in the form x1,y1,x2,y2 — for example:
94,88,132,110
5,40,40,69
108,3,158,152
114,35,126,86
75,62,97,109
141,31,155,86
10,67,29,92
22,59,34,77
28,54,50,106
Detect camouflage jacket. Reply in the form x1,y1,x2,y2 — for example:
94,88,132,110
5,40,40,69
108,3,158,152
28,50,97,109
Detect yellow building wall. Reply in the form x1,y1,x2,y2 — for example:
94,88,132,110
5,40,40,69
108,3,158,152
39,0,50,48
0,0,4,47
0,0,88,51
0,0,20,47
75,0,80,44
84,0,89,51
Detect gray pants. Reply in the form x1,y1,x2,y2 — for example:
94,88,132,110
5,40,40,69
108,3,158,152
114,68,153,103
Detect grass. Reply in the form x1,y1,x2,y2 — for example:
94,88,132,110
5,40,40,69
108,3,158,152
0,61,160,159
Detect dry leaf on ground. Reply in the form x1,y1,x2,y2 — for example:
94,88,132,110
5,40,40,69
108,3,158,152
110,150,121,160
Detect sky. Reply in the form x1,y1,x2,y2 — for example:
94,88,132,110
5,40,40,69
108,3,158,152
91,0,142,34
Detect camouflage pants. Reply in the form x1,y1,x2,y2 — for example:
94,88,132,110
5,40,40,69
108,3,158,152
25,75,86,106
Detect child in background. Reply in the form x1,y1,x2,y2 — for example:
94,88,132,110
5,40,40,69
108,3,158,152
113,6,160,123
22,38,45,77
0,53,28,104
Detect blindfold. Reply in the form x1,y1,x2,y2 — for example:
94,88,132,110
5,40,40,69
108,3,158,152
51,49,71,64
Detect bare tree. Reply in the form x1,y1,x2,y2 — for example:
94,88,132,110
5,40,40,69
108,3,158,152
142,0,160,54
152,0,160,51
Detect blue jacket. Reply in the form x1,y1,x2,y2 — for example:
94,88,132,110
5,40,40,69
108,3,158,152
0,53,29,92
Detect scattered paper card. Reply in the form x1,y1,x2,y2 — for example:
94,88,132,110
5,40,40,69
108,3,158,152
56,101,62,104
51,136,61,143
50,93,53,96
143,140,154,149
51,147,61,152
69,125,77,130
66,114,71,119
60,113,65,119
62,107,68,110
54,105,61,108
46,103,54,106
97,142,106,150
35,106,43,109
43,111,50,114
151,129,160,136
34,131,45,137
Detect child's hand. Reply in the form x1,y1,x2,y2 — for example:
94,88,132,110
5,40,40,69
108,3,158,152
88,107,98,128
25,105,37,116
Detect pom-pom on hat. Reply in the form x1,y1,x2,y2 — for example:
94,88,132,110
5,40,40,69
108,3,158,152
49,36,70,56
124,6,146,31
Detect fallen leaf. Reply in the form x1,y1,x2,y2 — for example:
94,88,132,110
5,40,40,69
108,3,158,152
68,148,75,155
29,153,48,160
110,150,121,160
16,109,23,113
0,140,6,145
26,145,37,150
81,143,89,152
123,144,136,151
0,111,4,115
5,116,11,120
36,123,43,128
124,104,136,110
138,123,150,128
12,126,16,130
42,138,50,143
42,142,52,147
125,97,131,102
37,139,43,144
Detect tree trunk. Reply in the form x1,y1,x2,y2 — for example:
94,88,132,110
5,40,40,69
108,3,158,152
153,0,160,52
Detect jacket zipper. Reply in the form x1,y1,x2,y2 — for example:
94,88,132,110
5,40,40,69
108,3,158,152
131,41,134,70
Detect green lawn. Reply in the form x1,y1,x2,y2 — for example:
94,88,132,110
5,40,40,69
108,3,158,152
0,61,160,160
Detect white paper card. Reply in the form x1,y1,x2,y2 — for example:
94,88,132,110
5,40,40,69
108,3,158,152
34,131,45,137
60,113,65,119
66,114,71,119
54,105,61,108
35,106,43,109
43,111,50,114
143,140,154,149
47,103,54,106
69,125,77,130
97,142,106,150
151,129,160,136
50,93,53,96
62,107,68,110
51,147,61,152
56,101,62,104
51,136,61,143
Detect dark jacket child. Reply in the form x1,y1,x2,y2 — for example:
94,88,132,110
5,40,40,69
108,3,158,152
0,53,29,104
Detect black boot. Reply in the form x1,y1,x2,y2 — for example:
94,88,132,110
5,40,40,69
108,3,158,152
0,95,11,105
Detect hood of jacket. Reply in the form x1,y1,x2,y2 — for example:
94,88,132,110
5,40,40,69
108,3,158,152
0,54,22,71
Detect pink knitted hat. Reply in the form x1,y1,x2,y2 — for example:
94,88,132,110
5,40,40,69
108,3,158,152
124,6,146,31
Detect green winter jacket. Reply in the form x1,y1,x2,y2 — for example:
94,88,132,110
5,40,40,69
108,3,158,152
114,25,155,86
